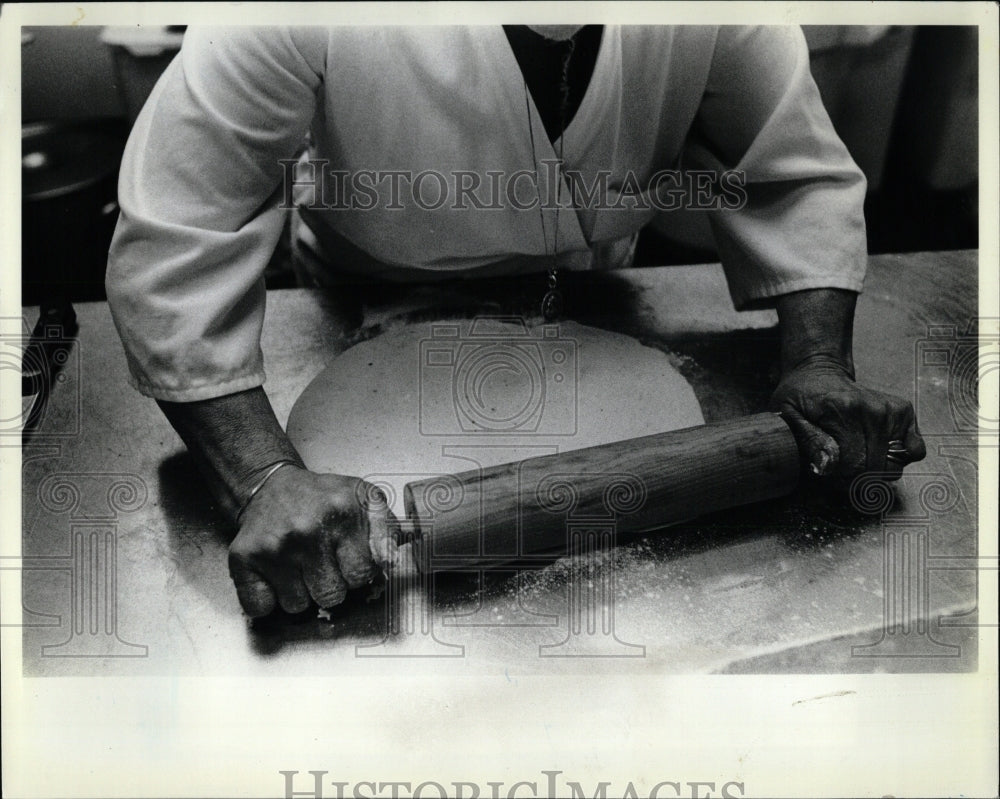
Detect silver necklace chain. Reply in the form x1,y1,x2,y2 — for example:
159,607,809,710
523,35,576,321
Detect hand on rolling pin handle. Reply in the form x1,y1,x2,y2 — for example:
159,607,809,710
769,356,926,487
227,467,399,618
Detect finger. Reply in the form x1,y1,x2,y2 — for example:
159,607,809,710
861,399,892,475
779,406,840,476
881,450,905,481
336,535,378,589
239,546,312,614
233,574,278,618
366,494,400,567
272,567,312,614
904,423,927,464
228,551,278,618
302,553,349,609
816,399,866,481
894,401,927,465
319,490,376,589
881,399,923,478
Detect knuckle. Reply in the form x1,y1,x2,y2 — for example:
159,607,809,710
328,486,358,514
288,513,320,535
228,541,250,567
837,391,865,413
253,531,287,559
893,396,915,415
230,533,270,567
356,479,377,505
817,393,851,420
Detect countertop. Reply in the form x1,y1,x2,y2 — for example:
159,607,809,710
14,250,985,675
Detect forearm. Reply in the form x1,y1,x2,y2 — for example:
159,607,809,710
774,288,857,379
158,387,305,520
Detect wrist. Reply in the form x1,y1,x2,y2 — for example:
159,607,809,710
157,387,306,521
780,352,855,381
775,288,857,381
235,459,305,523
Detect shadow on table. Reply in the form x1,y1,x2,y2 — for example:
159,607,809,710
157,451,392,653
157,446,888,657
430,485,884,601
327,269,647,337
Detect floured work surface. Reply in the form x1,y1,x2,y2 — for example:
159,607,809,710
19,254,981,674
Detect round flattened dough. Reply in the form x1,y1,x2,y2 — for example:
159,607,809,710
287,319,704,517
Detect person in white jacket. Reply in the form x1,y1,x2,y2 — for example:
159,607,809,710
106,24,925,619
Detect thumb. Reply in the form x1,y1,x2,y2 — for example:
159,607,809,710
365,492,400,568
779,406,840,477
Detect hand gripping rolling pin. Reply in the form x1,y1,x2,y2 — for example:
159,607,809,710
401,412,800,572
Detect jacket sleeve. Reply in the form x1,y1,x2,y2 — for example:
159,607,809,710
686,26,868,310
106,27,325,401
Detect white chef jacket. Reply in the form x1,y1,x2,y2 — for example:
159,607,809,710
106,25,867,402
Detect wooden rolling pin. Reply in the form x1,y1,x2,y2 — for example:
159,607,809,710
403,412,800,572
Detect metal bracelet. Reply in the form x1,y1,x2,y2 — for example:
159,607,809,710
235,460,299,523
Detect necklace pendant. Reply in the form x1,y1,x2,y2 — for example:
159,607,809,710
541,288,564,322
